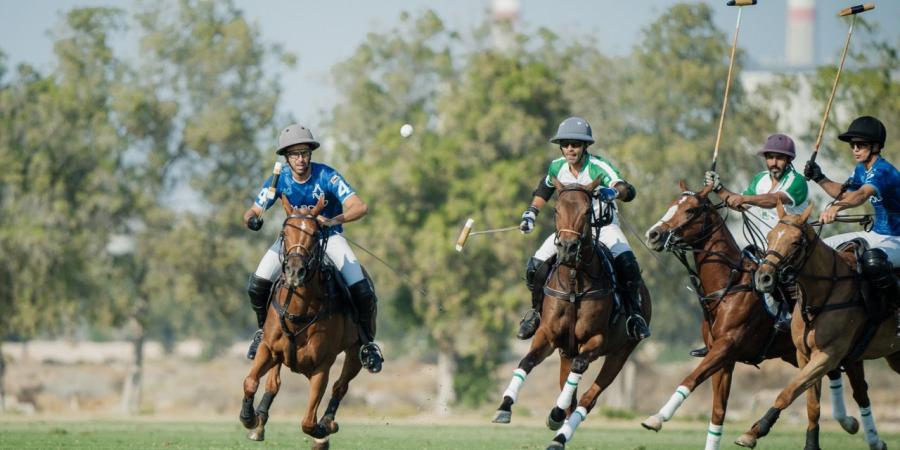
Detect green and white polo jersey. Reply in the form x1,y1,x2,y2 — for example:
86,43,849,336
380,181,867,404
742,166,809,230
543,154,623,223
543,154,623,188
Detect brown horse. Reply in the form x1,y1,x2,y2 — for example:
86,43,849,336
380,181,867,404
239,195,363,450
492,178,651,450
643,183,863,450
736,201,898,450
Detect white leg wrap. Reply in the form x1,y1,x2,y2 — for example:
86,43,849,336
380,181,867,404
555,372,583,410
558,406,588,443
860,406,881,447
658,385,691,421
829,376,847,421
502,369,527,402
704,422,723,450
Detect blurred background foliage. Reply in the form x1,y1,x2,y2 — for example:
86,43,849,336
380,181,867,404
1,1,897,406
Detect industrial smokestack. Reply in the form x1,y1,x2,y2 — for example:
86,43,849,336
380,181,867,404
786,0,815,68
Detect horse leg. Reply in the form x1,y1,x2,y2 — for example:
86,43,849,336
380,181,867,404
558,355,575,415
642,336,737,432
845,361,887,450
247,362,282,441
300,367,331,442
702,361,735,450
803,375,823,450
736,350,838,448
318,345,364,439
547,345,635,450
493,331,555,424
826,369,859,434
240,343,277,432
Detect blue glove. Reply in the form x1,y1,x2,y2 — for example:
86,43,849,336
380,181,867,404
520,206,538,234
597,187,618,203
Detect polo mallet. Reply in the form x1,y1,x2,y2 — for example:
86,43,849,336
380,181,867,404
455,218,519,252
710,0,757,172
257,161,282,218
809,3,875,164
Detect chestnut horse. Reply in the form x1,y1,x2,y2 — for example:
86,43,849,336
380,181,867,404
493,178,651,450
736,201,898,450
239,195,363,450
643,183,860,450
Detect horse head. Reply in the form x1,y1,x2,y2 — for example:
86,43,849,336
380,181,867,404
551,176,602,266
280,194,326,289
755,199,814,293
645,181,718,252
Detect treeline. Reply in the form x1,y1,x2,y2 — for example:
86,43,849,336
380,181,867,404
1,1,897,406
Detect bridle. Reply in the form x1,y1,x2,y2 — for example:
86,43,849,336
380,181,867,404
281,213,328,286
759,219,819,286
553,185,612,260
661,191,728,252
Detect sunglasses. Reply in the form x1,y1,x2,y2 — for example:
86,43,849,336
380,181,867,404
559,141,585,149
849,142,874,151
285,150,312,160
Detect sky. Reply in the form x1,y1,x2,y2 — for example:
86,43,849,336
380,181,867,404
2,0,898,130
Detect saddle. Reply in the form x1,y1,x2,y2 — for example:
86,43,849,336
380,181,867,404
542,243,621,320
320,256,373,321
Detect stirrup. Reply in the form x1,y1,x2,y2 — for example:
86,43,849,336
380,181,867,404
359,342,384,374
517,309,541,340
247,329,263,360
625,315,650,341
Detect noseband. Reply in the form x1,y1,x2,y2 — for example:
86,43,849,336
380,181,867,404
661,192,726,251
760,219,817,284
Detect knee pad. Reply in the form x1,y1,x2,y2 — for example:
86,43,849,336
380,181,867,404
525,257,543,290
613,251,642,284
862,248,893,279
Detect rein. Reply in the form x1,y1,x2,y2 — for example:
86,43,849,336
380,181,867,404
761,219,860,325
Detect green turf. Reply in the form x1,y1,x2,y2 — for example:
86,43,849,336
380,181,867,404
0,419,893,449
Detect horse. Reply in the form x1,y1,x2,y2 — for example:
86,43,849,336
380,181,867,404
736,201,898,450
239,194,363,450
643,182,862,450
492,177,651,450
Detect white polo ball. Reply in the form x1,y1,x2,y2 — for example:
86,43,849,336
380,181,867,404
400,123,413,138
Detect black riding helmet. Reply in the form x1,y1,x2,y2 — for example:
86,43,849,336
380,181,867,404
838,116,886,149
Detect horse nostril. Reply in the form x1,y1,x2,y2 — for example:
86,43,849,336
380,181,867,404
760,274,772,285
648,229,659,241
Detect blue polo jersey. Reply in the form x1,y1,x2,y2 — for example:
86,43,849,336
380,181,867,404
255,162,356,235
845,156,900,236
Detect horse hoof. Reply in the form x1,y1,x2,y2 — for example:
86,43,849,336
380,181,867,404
320,416,339,434
311,437,330,450
246,428,264,441
641,414,663,432
492,410,511,424
547,416,564,431
871,440,886,450
546,441,565,450
735,433,757,448
839,416,859,434
239,414,258,430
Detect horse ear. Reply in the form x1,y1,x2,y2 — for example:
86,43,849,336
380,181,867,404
585,177,603,192
551,176,564,191
800,202,813,223
698,183,713,197
775,196,786,218
678,179,688,192
281,194,293,215
311,194,326,216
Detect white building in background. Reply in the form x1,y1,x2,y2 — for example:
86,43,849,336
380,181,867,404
786,0,816,68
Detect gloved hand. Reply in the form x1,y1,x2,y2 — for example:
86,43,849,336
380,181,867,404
804,160,825,182
247,215,264,231
596,187,618,203
704,171,723,192
520,206,538,234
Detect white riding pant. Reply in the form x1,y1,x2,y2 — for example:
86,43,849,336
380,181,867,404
534,223,632,261
823,231,900,267
254,233,365,285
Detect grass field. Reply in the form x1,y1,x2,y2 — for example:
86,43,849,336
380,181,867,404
0,419,895,450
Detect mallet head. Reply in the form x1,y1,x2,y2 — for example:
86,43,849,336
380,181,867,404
455,218,475,252
838,3,875,16
266,162,283,200
726,0,757,6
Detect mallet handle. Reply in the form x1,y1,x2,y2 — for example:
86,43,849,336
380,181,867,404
470,226,520,236
838,3,874,17
811,14,857,162
711,6,744,169
258,162,283,217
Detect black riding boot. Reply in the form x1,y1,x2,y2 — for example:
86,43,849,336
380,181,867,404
348,280,384,373
861,249,900,336
518,257,550,340
614,252,651,341
247,274,274,360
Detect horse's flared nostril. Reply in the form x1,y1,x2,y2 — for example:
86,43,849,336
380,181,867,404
648,229,660,242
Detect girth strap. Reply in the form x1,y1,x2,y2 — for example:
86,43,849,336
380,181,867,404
543,285,614,303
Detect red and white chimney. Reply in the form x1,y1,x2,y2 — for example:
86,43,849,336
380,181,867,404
786,0,816,68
